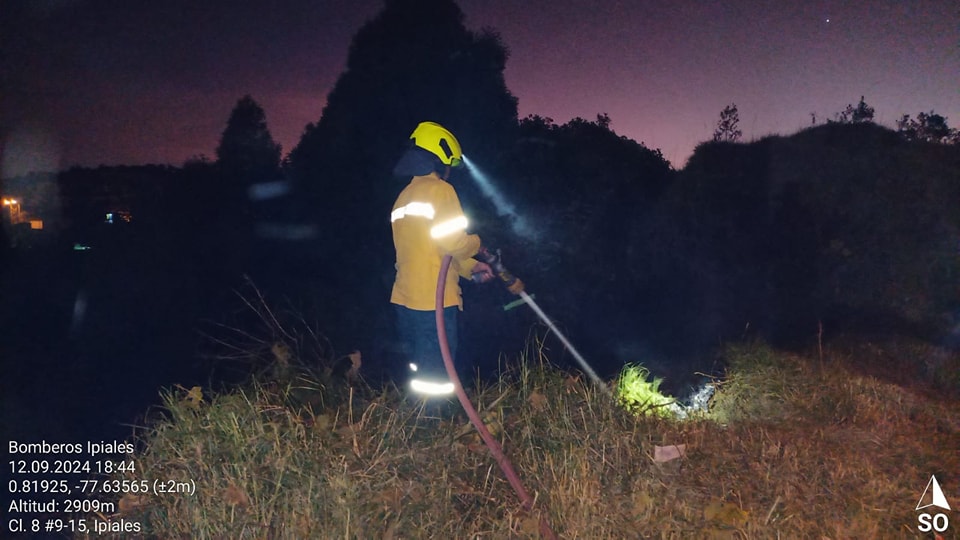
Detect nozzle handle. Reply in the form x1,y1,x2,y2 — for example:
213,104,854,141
476,247,525,294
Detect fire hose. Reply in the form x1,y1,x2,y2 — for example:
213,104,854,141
435,253,557,539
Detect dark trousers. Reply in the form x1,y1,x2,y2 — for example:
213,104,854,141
394,304,458,381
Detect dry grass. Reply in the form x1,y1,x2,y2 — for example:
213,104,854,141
85,339,960,539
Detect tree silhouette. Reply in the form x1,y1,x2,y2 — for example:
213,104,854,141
216,95,282,184
833,96,875,124
283,0,520,360
712,104,742,142
655,121,960,348
498,113,674,361
897,111,959,144
208,95,281,277
288,0,518,260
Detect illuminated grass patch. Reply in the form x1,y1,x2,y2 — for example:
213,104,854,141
615,363,676,417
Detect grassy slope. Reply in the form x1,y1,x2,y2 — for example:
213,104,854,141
92,339,959,539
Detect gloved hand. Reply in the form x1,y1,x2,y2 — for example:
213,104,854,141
471,261,495,283
476,247,525,295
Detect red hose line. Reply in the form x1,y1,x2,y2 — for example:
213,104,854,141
435,254,556,539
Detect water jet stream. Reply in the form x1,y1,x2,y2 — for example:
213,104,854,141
518,290,614,399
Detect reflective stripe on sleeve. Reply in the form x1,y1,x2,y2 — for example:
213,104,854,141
430,216,468,239
391,201,436,222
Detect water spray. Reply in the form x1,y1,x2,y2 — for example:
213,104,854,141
461,155,536,241
516,290,614,399
459,154,612,397
461,156,709,411
474,247,613,399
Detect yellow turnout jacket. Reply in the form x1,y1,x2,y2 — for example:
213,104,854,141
390,173,480,310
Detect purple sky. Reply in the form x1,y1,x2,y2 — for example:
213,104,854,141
2,0,957,177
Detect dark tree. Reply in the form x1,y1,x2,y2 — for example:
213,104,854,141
216,95,282,184
897,111,959,144
288,0,519,262
712,104,742,142
500,113,674,363
834,96,875,124
284,0,520,360
209,96,281,277
656,121,960,349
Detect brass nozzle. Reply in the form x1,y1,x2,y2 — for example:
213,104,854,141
506,277,525,295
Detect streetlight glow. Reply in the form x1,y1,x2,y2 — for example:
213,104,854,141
3,198,23,224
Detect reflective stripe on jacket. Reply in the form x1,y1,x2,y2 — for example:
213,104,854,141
391,173,480,310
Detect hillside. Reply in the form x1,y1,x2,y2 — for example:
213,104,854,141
88,337,959,538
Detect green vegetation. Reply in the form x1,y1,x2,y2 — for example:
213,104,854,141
616,363,674,417
89,340,959,538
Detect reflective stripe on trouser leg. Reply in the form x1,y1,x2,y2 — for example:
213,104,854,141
394,305,458,395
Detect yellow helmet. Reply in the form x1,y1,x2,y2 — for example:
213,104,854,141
410,121,463,168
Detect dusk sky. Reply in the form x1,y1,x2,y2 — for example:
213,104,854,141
2,0,957,177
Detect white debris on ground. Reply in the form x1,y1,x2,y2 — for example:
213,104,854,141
668,383,716,419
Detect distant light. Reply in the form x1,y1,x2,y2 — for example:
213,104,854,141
73,243,92,251
409,363,418,372
248,180,292,201
825,18,830,23
254,222,318,240
72,291,87,330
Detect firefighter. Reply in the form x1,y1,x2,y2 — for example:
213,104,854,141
390,121,494,396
